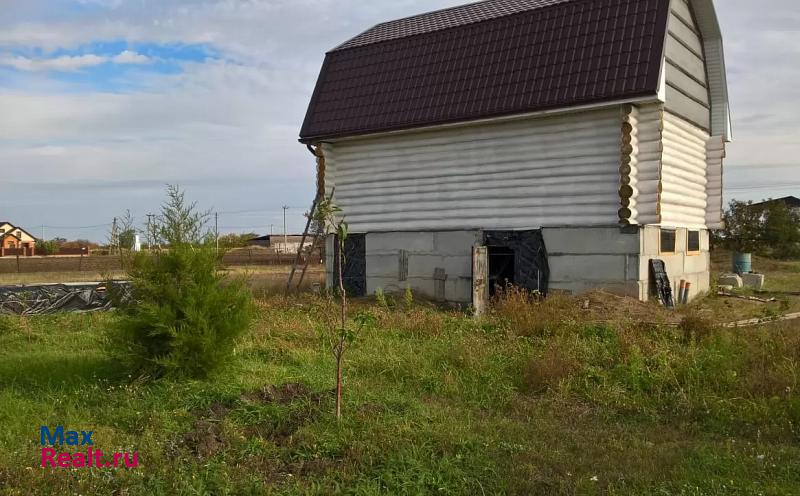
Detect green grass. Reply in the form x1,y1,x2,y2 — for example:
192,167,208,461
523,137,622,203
0,292,799,495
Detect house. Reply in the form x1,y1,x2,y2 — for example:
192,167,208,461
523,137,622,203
0,232,21,250
0,222,36,256
750,196,800,215
300,0,731,304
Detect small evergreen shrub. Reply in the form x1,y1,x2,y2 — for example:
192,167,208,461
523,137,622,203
109,186,254,379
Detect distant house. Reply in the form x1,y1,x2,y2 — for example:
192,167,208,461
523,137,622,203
0,232,21,249
248,234,313,254
300,0,732,303
0,222,36,256
750,196,800,215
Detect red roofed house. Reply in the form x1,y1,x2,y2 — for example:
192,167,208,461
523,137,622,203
300,0,731,304
0,222,37,256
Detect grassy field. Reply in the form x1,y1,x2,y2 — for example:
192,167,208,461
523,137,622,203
1,277,799,495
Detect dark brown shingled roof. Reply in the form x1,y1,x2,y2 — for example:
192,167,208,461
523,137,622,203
300,0,670,142
334,0,571,50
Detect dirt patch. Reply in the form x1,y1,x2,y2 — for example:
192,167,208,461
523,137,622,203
578,290,677,324
242,383,330,446
183,420,227,458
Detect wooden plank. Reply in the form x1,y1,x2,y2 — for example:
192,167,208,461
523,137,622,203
472,246,488,317
724,313,800,328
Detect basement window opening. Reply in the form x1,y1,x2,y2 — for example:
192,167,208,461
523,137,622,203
660,229,677,254
488,246,515,296
687,231,700,254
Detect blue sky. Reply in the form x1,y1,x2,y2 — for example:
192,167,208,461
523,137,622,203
1,0,798,241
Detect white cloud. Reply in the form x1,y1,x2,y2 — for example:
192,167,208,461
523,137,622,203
0,53,106,71
111,50,151,64
0,50,151,72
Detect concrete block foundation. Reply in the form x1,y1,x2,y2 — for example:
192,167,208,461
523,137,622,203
326,226,712,303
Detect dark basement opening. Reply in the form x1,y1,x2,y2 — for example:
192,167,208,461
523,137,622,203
488,246,515,296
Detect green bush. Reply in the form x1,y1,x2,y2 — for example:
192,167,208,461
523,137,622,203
109,185,254,379
37,239,60,256
112,245,254,379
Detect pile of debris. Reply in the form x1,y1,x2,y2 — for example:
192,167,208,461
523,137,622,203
0,282,131,315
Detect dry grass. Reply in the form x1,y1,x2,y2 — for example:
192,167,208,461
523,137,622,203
679,312,719,344
522,342,581,394
0,270,127,285
491,287,579,337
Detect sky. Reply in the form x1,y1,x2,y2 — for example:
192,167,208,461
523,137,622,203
0,0,798,242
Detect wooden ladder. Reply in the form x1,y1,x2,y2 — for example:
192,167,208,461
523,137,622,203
285,197,325,292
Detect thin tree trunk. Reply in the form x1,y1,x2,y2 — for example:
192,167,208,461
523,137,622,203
335,236,347,420
335,346,343,419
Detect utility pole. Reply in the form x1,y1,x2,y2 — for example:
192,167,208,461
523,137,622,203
41,225,45,242
215,212,219,253
145,214,153,249
111,217,118,255
282,205,289,254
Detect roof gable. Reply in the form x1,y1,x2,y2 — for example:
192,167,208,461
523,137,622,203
0,224,36,241
301,0,670,142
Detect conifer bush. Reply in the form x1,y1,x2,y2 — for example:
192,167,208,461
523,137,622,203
110,185,254,379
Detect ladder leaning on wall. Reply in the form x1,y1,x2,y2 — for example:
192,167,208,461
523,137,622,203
285,197,325,293
286,144,330,293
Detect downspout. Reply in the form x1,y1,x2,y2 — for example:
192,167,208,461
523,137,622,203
306,143,327,201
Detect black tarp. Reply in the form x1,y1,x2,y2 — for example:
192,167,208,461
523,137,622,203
0,282,131,315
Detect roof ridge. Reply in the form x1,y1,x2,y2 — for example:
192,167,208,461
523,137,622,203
331,0,576,52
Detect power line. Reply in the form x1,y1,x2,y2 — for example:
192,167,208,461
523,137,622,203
727,183,800,192
41,223,113,230
216,206,307,215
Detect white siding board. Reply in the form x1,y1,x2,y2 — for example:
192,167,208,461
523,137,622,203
671,0,694,25
665,37,706,84
665,62,709,103
665,1,712,132
325,108,622,232
668,13,703,55
665,85,710,131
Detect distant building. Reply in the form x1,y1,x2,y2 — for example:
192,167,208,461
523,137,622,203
750,196,800,214
248,234,312,254
0,222,36,256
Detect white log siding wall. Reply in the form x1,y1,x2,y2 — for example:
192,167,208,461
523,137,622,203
625,103,663,225
660,111,710,228
322,108,622,233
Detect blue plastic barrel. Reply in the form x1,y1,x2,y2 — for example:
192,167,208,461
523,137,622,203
732,252,752,274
